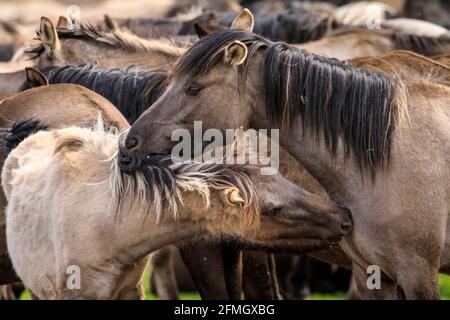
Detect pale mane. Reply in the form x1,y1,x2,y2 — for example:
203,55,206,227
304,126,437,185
26,24,188,59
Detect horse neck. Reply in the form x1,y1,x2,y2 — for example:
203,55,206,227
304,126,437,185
280,130,361,204
246,60,366,204
114,217,208,266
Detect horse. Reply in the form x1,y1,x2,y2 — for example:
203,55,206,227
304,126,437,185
120,9,450,299
0,83,130,287
297,28,450,60
2,125,351,299
26,17,187,71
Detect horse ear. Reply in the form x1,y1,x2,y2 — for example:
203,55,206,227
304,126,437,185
224,40,248,65
56,16,72,29
39,17,60,53
25,67,49,88
104,14,119,32
230,8,254,32
220,188,244,206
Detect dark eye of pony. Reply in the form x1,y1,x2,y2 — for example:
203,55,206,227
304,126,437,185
185,83,203,96
263,207,282,216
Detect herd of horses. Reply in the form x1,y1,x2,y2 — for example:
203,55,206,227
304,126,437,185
0,0,449,300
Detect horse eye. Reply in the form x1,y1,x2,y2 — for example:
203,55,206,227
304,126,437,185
264,207,282,216
185,83,203,96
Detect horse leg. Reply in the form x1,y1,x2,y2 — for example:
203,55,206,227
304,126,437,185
150,246,179,300
268,254,282,299
179,241,229,300
396,259,441,299
346,274,361,300
222,244,243,300
242,251,280,300
351,250,441,300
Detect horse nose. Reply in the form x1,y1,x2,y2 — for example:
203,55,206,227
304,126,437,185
124,134,142,152
118,154,143,172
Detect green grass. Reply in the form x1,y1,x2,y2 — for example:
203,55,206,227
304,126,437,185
19,273,450,300
440,274,450,300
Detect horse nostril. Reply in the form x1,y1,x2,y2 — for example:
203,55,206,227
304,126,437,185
118,155,143,172
340,221,352,234
119,157,132,166
125,135,140,151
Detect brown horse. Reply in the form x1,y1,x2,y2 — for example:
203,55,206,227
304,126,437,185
297,28,450,60
120,10,450,299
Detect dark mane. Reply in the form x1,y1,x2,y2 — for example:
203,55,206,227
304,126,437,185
3,118,48,152
19,65,167,124
219,9,339,43
392,33,450,56
174,30,398,174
